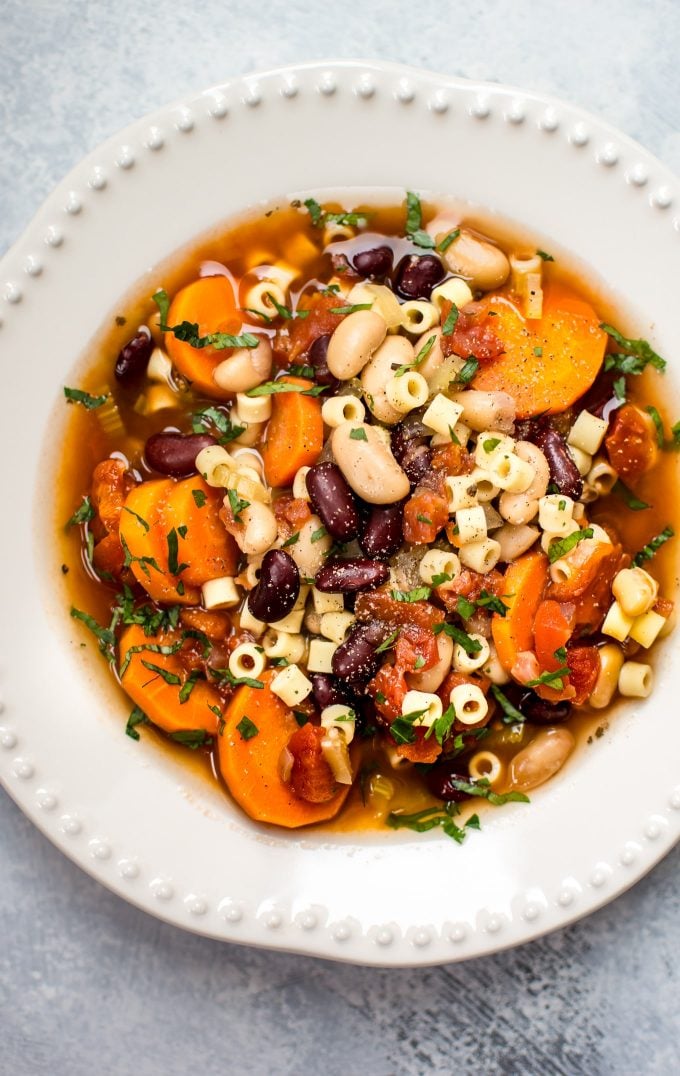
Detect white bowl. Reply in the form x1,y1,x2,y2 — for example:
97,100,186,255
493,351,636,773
1,60,679,966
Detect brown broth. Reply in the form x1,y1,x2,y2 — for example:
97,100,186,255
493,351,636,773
54,199,680,836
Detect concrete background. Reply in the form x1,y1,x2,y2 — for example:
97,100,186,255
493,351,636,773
2,2,679,1072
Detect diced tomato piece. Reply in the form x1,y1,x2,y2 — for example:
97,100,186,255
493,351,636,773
403,489,449,544
566,645,601,705
533,600,576,670
288,723,338,804
440,302,504,362
396,728,442,764
274,494,313,538
355,590,442,632
605,404,658,481
430,442,473,476
547,540,624,634
286,293,346,363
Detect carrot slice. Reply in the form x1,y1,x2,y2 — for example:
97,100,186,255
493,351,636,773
217,671,352,828
161,476,239,587
165,276,241,399
119,480,199,604
118,624,220,736
472,283,607,418
492,551,549,673
261,376,323,487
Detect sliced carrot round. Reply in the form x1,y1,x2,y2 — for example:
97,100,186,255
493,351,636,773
473,283,607,418
492,551,549,674
161,476,239,588
165,275,241,399
119,480,200,605
217,671,351,828
119,624,221,736
261,376,324,488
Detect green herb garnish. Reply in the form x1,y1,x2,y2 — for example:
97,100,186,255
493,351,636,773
437,229,460,253
633,526,674,566
125,706,149,741
376,630,399,654
433,622,482,655
227,488,250,522
449,777,530,806
169,728,212,749
536,249,554,262
66,496,95,528
245,381,326,398
646,405,665,447
349,427,368,441
442,302,459,337
329,303,373,315
490,685,525,724
390,586,432,603
600,324,666,373
404,190,435,249
236,715,259,741
140,659,181,685
394,333,437,377
547,527,594,563
63,387,109,409
192,406,245,444
613,480,650,511
458,357,479,385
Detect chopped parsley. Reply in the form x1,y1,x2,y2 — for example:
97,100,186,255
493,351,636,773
227,488,250,522
282,532,300,547
210,669,264,690
458,357,479,385
192,406,245,444
235,715,259,741
245,381,326,398
70,606,116,660
166,528,188,576
404,190,435,248
140,659,181,685
329,303,373,315
633,526,674,566
536,249,554,262
389,708,428,745
442,302,459,337
424,703,456,746
265,293,309,321
122,506,150,532
671,421,680,446
433,622,482,655
547,527,594,563
613,480,650,511
449,777,530,806
437,228,460,253
125,706,149,741
302,198,369,229
288,364,316,378
375,630,399,654
169,728,213,749
63,387,109,409
490,685,525,724
66,496,95,528
386,802,480,843
600,324,666,373
533,346,543,358
613,376,627,402
390,586,431,603
482,437,501,454
394,333,437,377
178,669,204,704
310,525,328,543
349,427,368,441
416,513,433,524
646,405,665,447
191,489,207,508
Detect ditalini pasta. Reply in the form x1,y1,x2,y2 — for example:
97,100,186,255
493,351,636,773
60,192,676,839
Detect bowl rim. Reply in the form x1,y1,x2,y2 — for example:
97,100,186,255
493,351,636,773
1,58,679,967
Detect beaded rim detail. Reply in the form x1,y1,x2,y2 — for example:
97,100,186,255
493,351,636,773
0,60,678,967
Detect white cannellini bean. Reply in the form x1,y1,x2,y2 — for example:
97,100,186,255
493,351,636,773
509,728,575,791
326,310,387,380
212,335,273,393
287,514,333,578
361,335,414,425
440,228,511,291
331,421,410,504
450,389,516,433
406,633,454,693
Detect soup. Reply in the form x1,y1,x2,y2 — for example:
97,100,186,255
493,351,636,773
57,194,678,842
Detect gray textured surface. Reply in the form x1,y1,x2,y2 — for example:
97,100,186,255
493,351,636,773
2,2,679,1073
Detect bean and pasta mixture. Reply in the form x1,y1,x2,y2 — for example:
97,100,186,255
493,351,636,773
60,194,677,838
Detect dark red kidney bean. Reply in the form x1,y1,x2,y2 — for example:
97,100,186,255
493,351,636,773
425,763,472,803
145,432,217,477
532,427,583,499
306,462,359,541
315,557,390,593
353,245,394,280
359,503,404,559
332,622,389,685
394,254,445,300
115,331,154,385
307,334,339,391
518,690,572,725
390,422,431,486
310,673,352,710
247,550,300,623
